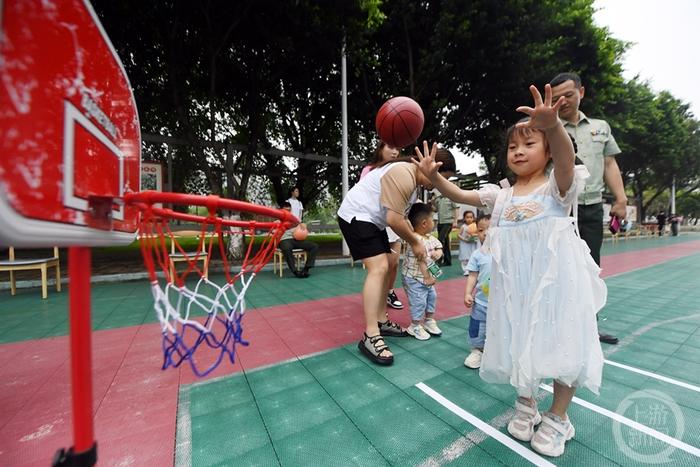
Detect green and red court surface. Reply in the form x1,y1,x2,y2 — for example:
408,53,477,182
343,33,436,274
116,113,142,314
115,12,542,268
1,235,700,466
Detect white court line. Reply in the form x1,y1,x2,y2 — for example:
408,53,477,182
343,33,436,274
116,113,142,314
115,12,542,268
540,384,700,459
605,359,700,393
416,383,555,467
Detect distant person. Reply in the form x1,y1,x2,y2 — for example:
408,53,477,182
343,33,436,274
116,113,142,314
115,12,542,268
463,214,491,369
457,210,478,275
551,72,627,345
279,201,318,278
361,142,404,311
286,186,304,221
656,210,667,236
670,214,679,236
415,84,606,457
338,150,457,365
401,202,443,340
431,169,460,266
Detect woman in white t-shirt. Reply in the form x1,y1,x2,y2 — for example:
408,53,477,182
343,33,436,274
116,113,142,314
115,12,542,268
360,142,404,311
286,186,304,221
338,149,456,365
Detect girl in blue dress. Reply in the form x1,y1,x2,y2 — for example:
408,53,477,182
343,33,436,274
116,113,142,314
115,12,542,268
414,84,605,458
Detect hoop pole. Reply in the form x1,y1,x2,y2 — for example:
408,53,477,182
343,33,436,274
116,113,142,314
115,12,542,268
68,246,96,459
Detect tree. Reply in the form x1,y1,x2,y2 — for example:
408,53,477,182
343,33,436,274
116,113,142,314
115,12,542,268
607,79,700,220
347,0,626,182
93,0,697,219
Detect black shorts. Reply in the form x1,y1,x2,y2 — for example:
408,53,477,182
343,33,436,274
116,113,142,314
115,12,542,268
338,216,390,261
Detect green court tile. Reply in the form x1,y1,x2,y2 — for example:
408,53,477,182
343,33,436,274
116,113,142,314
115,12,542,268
354,347,444,389
551,439,623,467
345,392,463,466
652,357,700,385
601,363,655,389
408,339,470,372
406,375,594,467
642,327,698,345
426,441,506,466
300,347,366,380
389,330,459,354
604,349,672,373
245,360,317,399
568,382,700,451
274,415,389,467
444,367,524,406
189,403,274,465
256,381,345,441
311,363,397,412
672,343,700,362
205,443,280,467
407,374,508,432
621,336,682,357
601,235,696,255
640,378,700,413
583,420,700,467
187,375,255,418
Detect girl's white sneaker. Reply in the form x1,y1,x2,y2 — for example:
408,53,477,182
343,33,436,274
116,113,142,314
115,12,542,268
507,398,542,442
531,412,575,457
463,349,483,368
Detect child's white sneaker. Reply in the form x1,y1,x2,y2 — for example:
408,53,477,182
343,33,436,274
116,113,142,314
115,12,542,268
422,318,442,336
507,398,542,442
463,349,482,368
531,412,575,457
406,323,430,340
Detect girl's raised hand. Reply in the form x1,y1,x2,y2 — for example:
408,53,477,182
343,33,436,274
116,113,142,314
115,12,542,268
515,84,564,130
413,141,441,177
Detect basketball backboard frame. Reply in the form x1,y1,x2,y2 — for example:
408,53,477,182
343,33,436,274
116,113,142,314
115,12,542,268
0,0,141,247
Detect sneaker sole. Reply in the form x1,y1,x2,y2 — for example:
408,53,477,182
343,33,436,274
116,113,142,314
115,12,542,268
357,340,394,365
386,302,404,310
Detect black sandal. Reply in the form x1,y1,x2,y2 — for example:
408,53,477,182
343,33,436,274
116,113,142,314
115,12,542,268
378,319,408,337
358,333,394,365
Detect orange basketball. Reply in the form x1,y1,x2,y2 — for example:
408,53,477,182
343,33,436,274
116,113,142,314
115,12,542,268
375,96,424,148
293,224,308,241
467,223,478,235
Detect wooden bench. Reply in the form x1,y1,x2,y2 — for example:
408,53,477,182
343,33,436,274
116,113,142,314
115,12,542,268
0,247,61,299
168,230,212,279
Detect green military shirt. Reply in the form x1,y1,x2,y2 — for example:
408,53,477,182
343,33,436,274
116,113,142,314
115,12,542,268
562,111,621,205
435,195,458,223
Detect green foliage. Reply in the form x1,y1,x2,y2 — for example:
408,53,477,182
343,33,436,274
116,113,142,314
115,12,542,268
304,197,340,224
91,0,699,215
607,79,700,219
676,191,700,220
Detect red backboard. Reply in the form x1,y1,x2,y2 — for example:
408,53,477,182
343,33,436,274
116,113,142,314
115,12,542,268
0,0,140,246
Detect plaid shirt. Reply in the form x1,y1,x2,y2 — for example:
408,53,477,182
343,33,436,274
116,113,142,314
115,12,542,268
402,234,443,283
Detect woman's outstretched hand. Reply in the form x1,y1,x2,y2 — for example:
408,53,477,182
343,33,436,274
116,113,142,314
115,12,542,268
413,141,441,178
515,84,564,131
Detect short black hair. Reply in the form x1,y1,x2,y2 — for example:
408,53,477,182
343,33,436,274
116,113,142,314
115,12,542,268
407,202,434,228
476,213,491,225
550,72,582,88
281,201,292,209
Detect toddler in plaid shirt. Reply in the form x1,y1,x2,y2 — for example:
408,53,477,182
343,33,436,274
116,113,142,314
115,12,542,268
401,202,444,340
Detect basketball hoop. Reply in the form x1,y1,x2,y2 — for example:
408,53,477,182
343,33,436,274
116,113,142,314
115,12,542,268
125,191,298,377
